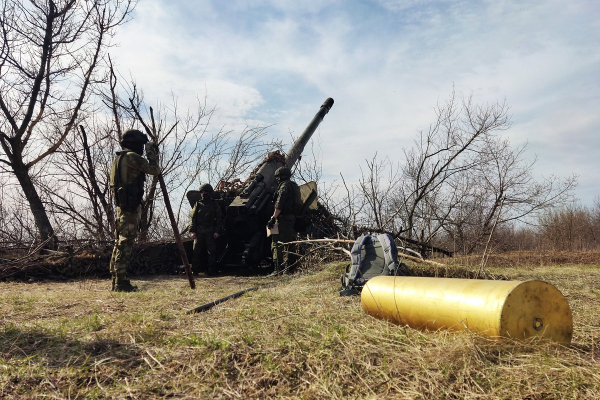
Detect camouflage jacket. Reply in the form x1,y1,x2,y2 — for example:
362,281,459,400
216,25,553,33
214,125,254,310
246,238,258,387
110,147,160,210
274,180,301,216
189,198,224,235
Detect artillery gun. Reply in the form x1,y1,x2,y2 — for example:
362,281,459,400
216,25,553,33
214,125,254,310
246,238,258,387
187,98,334,271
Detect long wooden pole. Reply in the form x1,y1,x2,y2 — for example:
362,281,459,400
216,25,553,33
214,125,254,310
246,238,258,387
158,174,195,289
129,100,195,289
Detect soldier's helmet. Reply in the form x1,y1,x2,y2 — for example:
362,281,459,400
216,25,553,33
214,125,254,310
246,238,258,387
199,183,214,193
121,129,149,146
275,167,291,180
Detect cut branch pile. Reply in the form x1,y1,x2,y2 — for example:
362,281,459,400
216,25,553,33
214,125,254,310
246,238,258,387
0,237,499,282
285,238,506,280
0,240,191,281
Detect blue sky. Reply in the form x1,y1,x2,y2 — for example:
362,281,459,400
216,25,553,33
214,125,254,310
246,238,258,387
111,0,600,204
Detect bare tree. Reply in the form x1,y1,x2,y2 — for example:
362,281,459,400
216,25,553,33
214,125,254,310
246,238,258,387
0,175,37,248
538,201,599,251
440,135,576,253
38,64,278,243
343,91,510,247
358,154,401,232
396,92,510,243
292,138,358,239
331,90,576,256
37,116,117,243
0,0,133,248
330,173,365,238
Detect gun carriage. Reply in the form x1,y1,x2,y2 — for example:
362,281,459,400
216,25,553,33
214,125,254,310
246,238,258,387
186,98,334,271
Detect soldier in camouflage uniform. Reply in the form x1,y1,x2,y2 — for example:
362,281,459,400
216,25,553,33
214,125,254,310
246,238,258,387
268,167,302,274
188,183,224,276
109,129,160,292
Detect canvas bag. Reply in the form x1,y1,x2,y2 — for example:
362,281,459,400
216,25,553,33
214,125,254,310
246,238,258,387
340,233,410,296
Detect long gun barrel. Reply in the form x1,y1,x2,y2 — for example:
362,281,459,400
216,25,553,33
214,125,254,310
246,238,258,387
285,97,334,168
230,98,335,212
223,98,334,267
245,97,334,196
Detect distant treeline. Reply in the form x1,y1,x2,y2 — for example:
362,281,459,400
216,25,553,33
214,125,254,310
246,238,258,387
433,200,600,254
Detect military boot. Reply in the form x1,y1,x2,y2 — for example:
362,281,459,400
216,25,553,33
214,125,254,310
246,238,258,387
281,262,295,275
270,261,281,276
115,279,138,292
205,263,218,277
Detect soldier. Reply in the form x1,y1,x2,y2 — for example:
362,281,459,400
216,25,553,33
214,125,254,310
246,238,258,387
109,129,160,292
268,167,302,274
188,183,224,276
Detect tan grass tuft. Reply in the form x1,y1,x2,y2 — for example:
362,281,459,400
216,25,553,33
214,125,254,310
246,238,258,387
1,262,599,398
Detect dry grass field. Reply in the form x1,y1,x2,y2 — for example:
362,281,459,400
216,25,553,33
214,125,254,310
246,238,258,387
1,256,599,399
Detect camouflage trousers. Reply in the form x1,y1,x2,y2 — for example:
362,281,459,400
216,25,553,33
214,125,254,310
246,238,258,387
271,217,297,271
192,232,217,275
109,206,141,283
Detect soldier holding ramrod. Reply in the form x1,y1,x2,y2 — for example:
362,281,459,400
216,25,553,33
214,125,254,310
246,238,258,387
109,129,160,292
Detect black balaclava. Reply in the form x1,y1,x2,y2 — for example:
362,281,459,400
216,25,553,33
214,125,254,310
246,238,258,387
122,141,144,155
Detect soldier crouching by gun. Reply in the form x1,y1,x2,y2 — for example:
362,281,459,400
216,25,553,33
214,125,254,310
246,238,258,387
188,183,224,276
109,129,160,292
268,167,302,274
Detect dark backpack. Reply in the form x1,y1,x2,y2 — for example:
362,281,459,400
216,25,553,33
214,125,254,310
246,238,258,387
111,153,146,211
340,233,411,296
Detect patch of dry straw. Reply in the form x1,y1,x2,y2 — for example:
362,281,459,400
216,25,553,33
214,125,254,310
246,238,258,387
1,261,599,399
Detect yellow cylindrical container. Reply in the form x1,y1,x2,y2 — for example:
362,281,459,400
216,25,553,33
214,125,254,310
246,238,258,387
361,276,573,344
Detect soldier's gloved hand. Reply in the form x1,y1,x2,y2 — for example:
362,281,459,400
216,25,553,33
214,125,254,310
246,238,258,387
144,142,158,154
267,217,276,229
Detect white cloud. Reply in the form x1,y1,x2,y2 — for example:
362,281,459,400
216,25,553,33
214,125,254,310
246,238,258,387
373,0,449,12
108,0,600,203
228,0,341,13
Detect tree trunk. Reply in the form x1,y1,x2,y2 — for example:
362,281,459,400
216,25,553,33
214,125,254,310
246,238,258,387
12,161,57,250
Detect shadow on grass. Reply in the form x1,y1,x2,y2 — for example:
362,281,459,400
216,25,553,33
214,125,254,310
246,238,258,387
0,325,142,369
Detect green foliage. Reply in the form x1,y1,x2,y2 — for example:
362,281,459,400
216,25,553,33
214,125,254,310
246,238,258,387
85,312,103,332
